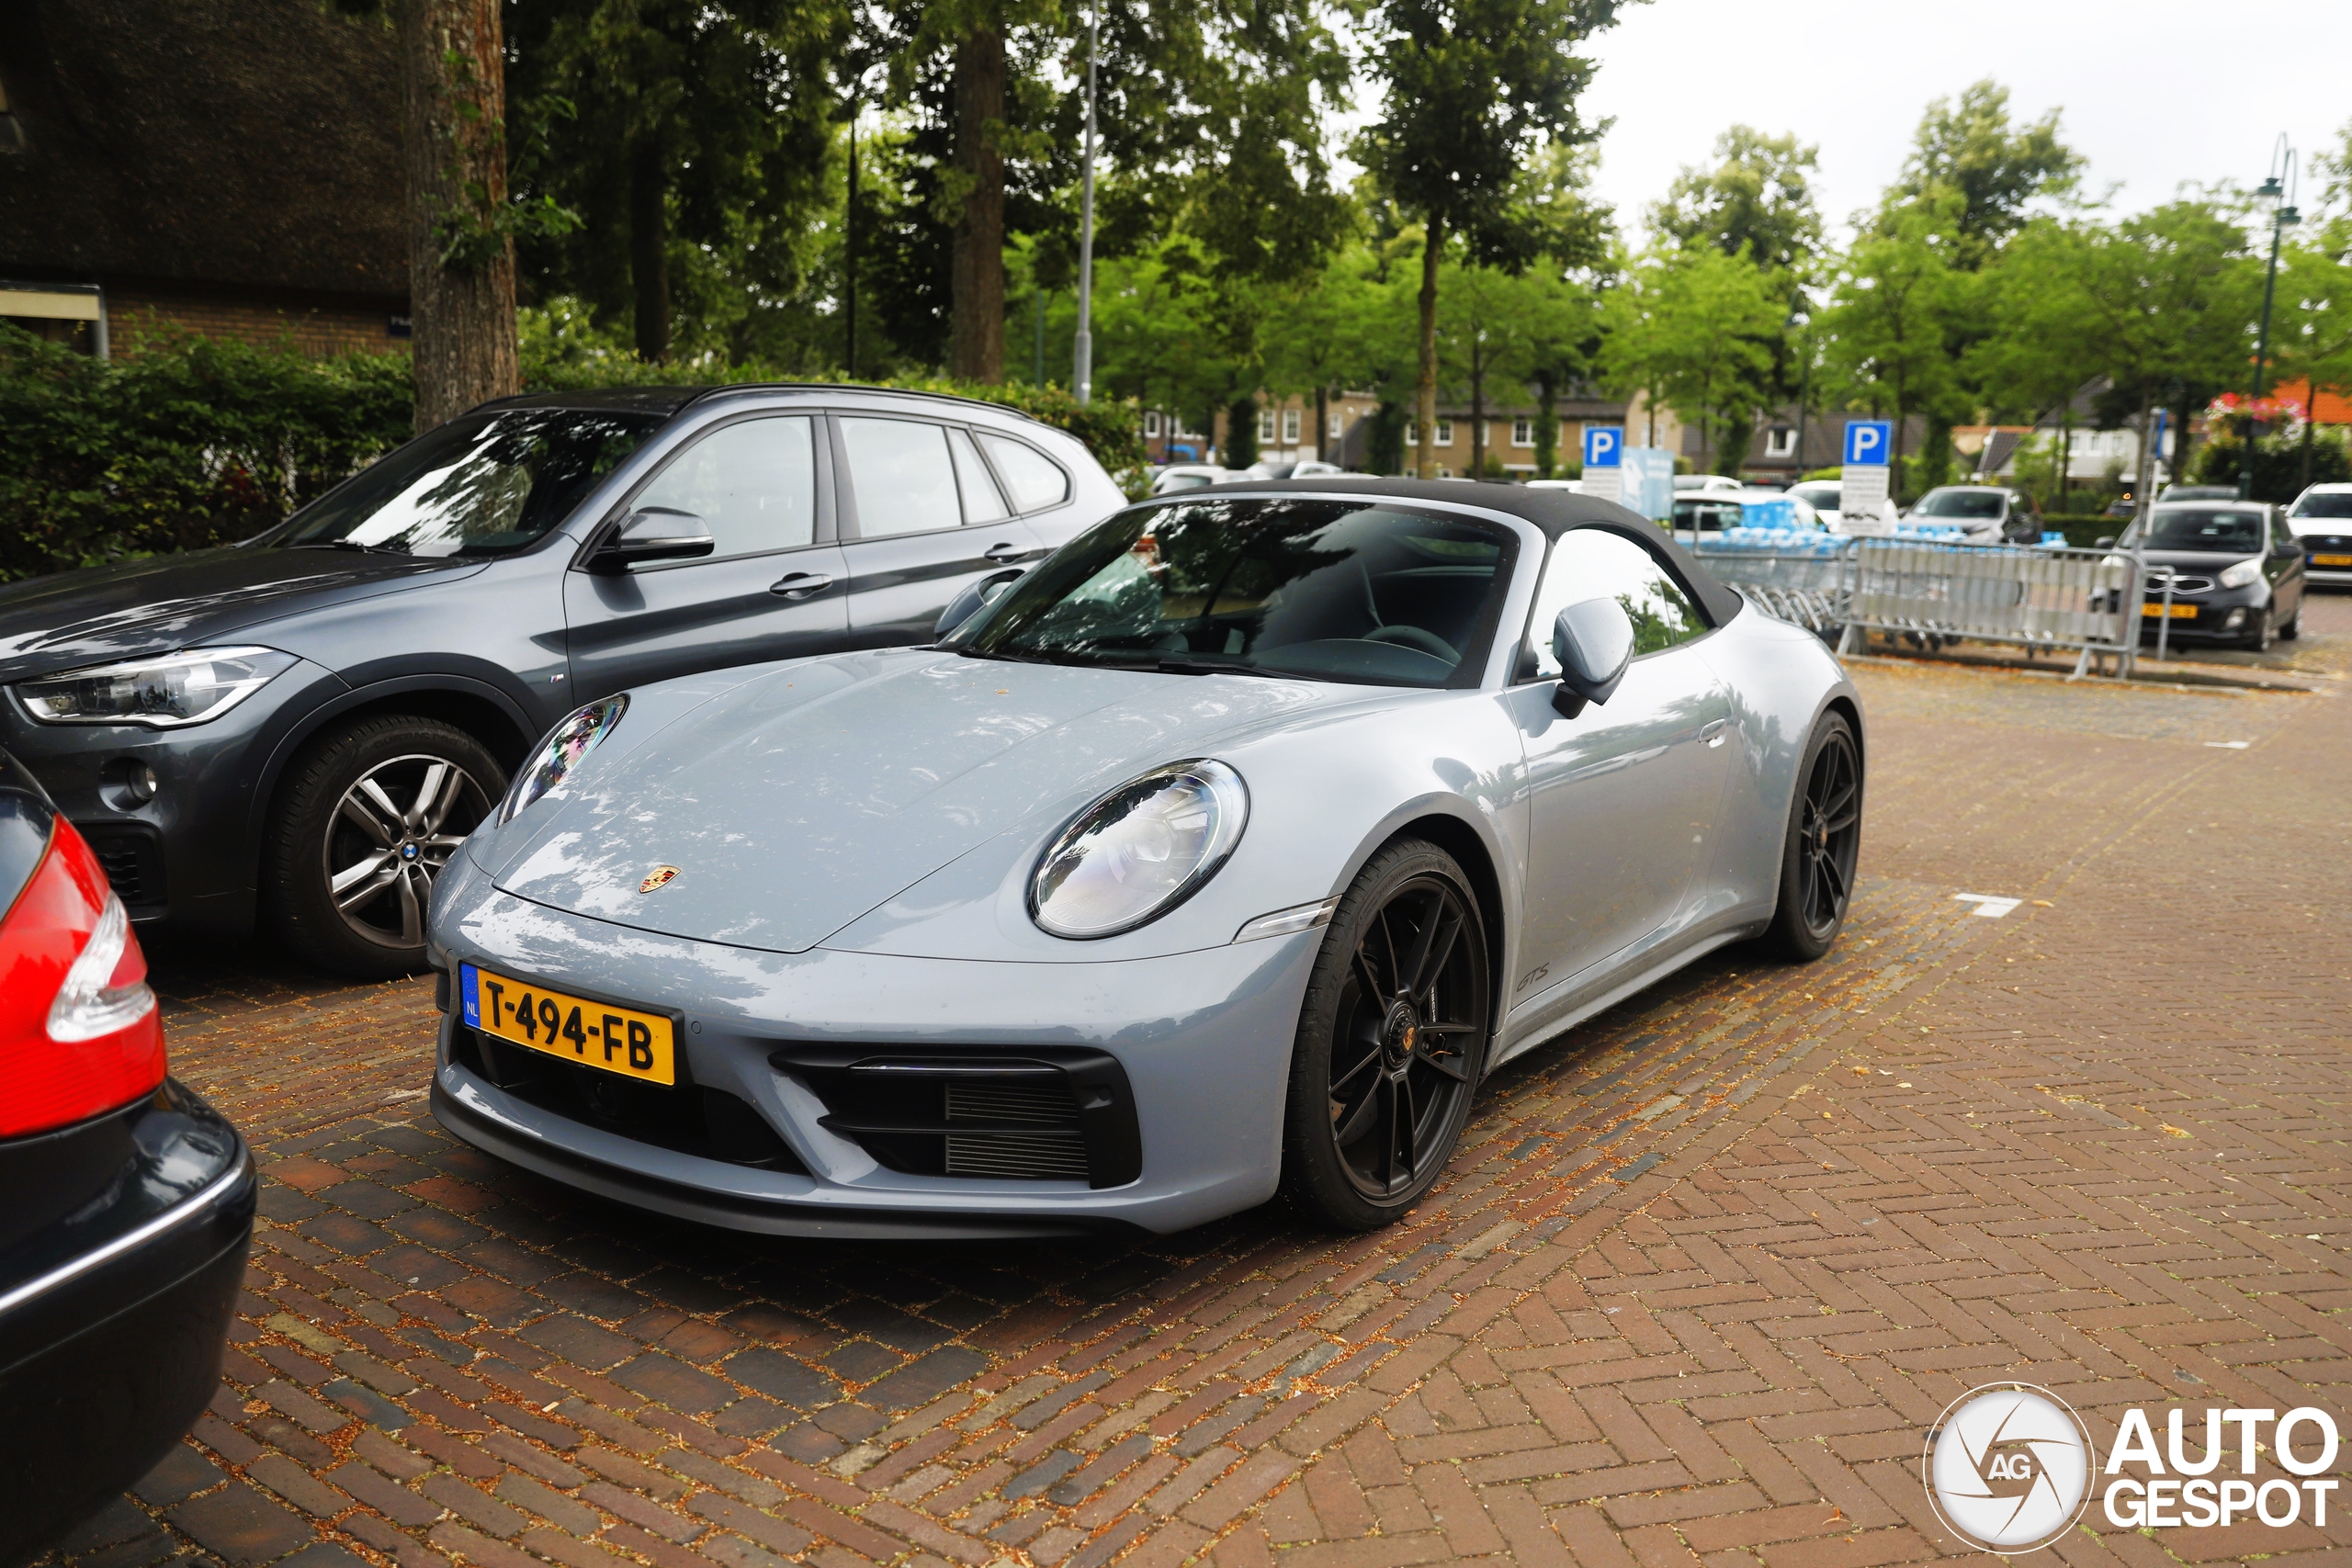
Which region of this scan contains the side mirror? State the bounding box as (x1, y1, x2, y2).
(934, 568, 1023, 639)
(1550, 597, 1634, 717)
(2094, 535, 2116, 548)
(590, 508, 715, 572)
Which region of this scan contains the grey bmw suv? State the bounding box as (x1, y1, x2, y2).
(0, 384, 1123, 976)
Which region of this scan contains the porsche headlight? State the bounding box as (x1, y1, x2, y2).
(1030, 760, 1248, 939)
(16, 647, 296, 728)
(2217, 558, 2261, 590)
(501, 695, 628, 824)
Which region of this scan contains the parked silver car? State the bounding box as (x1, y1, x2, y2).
(426, 480, 1863, 1235)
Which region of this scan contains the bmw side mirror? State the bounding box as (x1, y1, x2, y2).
(934, 568, 1024, 639)
(1550, 596, 1634, 717)
(591, 508, 716, 572)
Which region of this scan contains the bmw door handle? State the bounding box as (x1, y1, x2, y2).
(983, 542, 1028, 565)
(1701, 718, 1728, 748)
(770, 571, 834, 600)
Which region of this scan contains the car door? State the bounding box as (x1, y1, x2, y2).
(563, 412, 848, 702)
(2267, 506, 2306, 624)
(1505, 527, 1733, 1015)
(832, 415, 1046, 648)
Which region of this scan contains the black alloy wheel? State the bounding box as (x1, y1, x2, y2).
(1282, 840, 1490, 1229)
(1766, 713, 1862, 961)
(266, 715, 506, 978)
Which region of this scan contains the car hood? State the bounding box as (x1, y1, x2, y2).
(0, 546, 480, 682)
(485, 649, 1351, 954)
(2133, 548, 2263, 573)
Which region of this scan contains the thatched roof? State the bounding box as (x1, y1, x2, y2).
(0, 0, 406, 300)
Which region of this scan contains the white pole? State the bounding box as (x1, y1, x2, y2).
(1072, 0, 1099, 406)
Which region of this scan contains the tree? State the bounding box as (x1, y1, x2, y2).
(1356, 0, 1624, 479)
(1886, 79, 2080, 269)
(1651, 126, 1823, 278)
(1817, 200, 1970, 495)
(509, 0, 843, 365)
(1599, 243, 1779, 469)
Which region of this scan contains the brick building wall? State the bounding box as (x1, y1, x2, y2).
(107, 287, 409, 359)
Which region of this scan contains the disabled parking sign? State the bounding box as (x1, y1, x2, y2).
(1582, 425, 1623, 469)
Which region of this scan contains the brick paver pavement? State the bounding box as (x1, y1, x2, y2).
(41, 595, 2352, 1568)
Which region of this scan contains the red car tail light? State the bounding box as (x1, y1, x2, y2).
(0, 818, 164, 1137)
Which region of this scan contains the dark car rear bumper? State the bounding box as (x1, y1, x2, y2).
(0, 1081, 255, 1568)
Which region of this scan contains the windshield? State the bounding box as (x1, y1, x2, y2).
(2291, 493, 2352, 520)
(276, 408, 662, 557)
(1912, 489, 2006, 519)
(956, 498, 1516, 688)
(2135, 507, 2267, 553)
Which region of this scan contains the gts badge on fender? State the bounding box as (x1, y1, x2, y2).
(639, 864, 681, 893)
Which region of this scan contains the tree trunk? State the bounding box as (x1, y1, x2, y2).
(1534, 371, 1556, 479)
(1469, 351, 1486, 480)
(948, 28, 1007, 382)
(1416, 217, 1444, 479)
(629, 139, 670, 361)
(1315, 386, 1328, 462)
(394, 0, 518, 433)
(2132, 389, 2156, 521)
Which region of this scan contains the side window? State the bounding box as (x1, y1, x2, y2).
(978, 433, 1070, 513)
(631, 415, 815, 558)
(948, 428, 1009, 523)
(1524, 527, 1709, 676)
(841, 418, 961, 538)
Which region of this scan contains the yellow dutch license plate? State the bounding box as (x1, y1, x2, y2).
(460, 964, 676, 1085)
(2143, 603, 2198, 618)
(2313, 553, 2352, 566)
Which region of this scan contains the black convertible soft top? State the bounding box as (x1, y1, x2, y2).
(1168, 477, 1746, 628)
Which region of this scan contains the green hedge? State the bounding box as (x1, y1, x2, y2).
(0, 325, 1147, 584)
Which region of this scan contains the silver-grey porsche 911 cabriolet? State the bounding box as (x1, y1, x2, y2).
(426, 479, 1862, 1236)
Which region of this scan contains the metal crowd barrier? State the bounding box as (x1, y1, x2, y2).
(1691, 536, 2146, 680)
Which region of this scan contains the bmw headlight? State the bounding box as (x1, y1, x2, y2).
(501, 695, 628, 824)
(1030, 760, 1249, 939)
(2218, 558, 2261, 590)
(16, 646, 297, 728)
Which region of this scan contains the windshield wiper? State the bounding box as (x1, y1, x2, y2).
(287, 537, 410, 557)
(1154, 655, 1294, 679)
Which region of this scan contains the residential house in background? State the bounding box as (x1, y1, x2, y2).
(1142, 387, 1633, 476)
(0, 0, 409, 359)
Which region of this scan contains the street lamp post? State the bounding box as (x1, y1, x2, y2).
(2240, 135, 2300, 500)
(1788, 310, 1811, 479)
(1070, 0, 1100, 407)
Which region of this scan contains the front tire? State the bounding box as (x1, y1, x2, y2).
(1764, 713, 1862, 962)
(265, 716, 504, 978)
(1280, 840, 1491, 1230)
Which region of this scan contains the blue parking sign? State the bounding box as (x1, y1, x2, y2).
(1843, 420, 1893, 467)
(1582, 425, 1623, 468)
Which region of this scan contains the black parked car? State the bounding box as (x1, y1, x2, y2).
(0, 751, 254, 1565)
(0, 385, 1124, 976)
(2113, 501, 2307, 650)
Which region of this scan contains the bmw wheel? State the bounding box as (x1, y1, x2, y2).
(1765, 712, 1862, 961)
(1281, 840, 1491, 1230)
(266, 715, 504, 977)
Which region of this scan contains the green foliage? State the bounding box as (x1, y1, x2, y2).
(1885, 79, 2080, 268)
(1599, 243, 1781, 468)
(0, 325, 411, 582)
(1650, 126, 1824, 279)
(0, 323, 1144, 583)
(2189, 426, 2352, 502)
(1817, 198, 1972, 487)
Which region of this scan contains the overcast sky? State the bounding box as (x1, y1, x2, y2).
(1577, 0, 2348, 244)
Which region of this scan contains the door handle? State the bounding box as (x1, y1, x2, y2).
(769, 571, 834, 600)
(983, 542, 1028, 565)
(1701, 717, 1728, 748)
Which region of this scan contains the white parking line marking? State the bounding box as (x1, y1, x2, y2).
(2205, 740, 2251, 750)
(1954, 893, 2021, 918)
